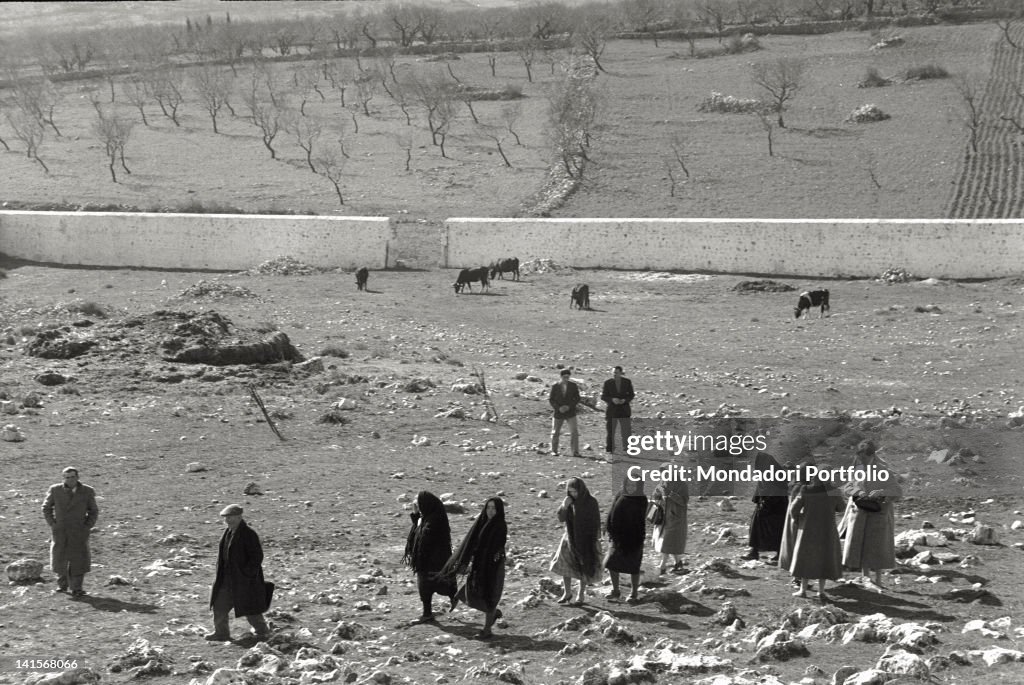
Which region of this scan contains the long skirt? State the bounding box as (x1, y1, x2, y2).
(604, 543, 643, 575)
(549, 533, 603, 584)
(457, 564, 504, 614)
(841, 498, 897, 571)
(748, 496, 788, 553)
(652, 499, 687, 555)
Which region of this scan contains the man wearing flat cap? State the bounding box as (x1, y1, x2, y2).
(206, 504, 271, 642)
(43, 467, 99, 597)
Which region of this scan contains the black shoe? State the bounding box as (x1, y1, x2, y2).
(204, 633, 231, 641)
(410, 614, 437, 625)
(475, 630, 493, 639)
(741, 550, 759, 561)
(53, 587, 68, 594)
(70, 590, 87, 597)
(449, 595, 459, 612)
(494, 609, 503, 620)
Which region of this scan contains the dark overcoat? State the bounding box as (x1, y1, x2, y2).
(601, 377, 635, 418)
(210, 520, 268, 617)
(549, 381, 581, 419)
(43, 483, 99, 576)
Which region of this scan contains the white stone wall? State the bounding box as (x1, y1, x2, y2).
(444, 218, 1024, 279)
(0, 211, 393, 270)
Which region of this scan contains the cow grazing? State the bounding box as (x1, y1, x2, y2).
(454, 267, 490, 294)
(794, 289, 830, 318)
(355, 267, 369, 291)
(571, 284, 590, 310)
(490, 257, 520, 281)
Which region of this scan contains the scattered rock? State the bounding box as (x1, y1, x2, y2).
(243, 482, 264, 496)
(1, 424, 25, 442)
(5, 558, 43, 582)
(969, 525, 999, 545)
(35, 371, 70, 386)
(186, 462, 207, 473)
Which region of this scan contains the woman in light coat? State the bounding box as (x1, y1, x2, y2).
(651, 467, 688, 574)
(840, 441, 902, 589)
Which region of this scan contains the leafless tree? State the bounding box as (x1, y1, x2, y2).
(315, 142, 347, 206)
(354, 68, 379, 116)
(287, 112, 323, 173)
(12, 77, 62, 137)
(619, 0, 665, 46)
(6, 110, 48, 172)
(663, 133, 690, 194)
(251, 101, 282, 159)
(547, 68, 599, 177)
(121, 73, 152, 126)
(954, 74, 984, 154)
(750, 57, 804, 127)
(516, 39, 539, 82)
(394, 128, 414, 171)
(382, 2, 424, 47)
(697, 0, 729, 41)
(293, 63, 325, 116)
(501, 102, 523, 145)
(755, 112, 775, 156)
(480, 122, 513, 167)
(573, 15, 616, 73)
(192, 65, 232, 133)
(390, 81, 414, 126)
(152, 66, 185, 126)
(92, 109, 134, 182)
(409, 70, 456, 148)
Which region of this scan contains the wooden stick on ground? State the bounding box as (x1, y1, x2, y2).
(249, 384, 285, 441)
(475, 367, 499, 422)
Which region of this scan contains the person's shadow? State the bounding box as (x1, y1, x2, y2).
(73, 594, 159, 613)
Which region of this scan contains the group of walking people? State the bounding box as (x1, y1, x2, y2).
(744, 439, 903, 602)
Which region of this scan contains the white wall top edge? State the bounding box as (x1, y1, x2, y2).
(444, 218, 1024, 225)
(0, 210, 388, 221)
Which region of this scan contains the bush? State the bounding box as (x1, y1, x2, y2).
(66, 301, 107, 318)
(724, 33, 761, 55)
(253, 321, 279, 334)
(698, 91, 772, 115)
(858, 67, 891, 88)
(320, 344, 350, 359)
(903, 64, 949, 81)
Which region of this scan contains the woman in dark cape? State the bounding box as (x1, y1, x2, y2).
(439, 497, 507, 639)
(743, 451, 790, 563)
(549, 477, 602, 605)
(604, 478, 647, 603)
(403, 491, 457, 624)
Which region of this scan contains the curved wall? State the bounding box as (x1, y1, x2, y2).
(444, 218, 1024, 279)
(0, 211, 392, 270)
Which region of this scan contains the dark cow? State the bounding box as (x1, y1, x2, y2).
(570, 284, 590, 310)
(355, 267, 369, 291)
(489, 257, 520, 281)
(794, 289, 830, 318)
(454, 267, 490, 294)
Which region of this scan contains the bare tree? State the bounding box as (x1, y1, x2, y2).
(620, 0, 665, 46)
(755, 111, 775, 156)
(954, 74, 983, 154)
(192, 65, 232, 133)
(394, 128, 413, 171)
(152, 66, 185, 126)
(354, 68, 379, 116)
(314, 142, 347, 205)
(287, 112, 323, 172)
(121, 73, 152, 126)
(573, 15, 615, 73)
(92, 109, 134, 182)
(750, 58, 804, 128)
(516, 39, 539, 83)
(251, 101, 282, 159)
(501, 101, 523, 145)
(664, 133, 690, 194)
(12, 77, 62, 136)
(6, 110, 48, 172)
(547, 67, 599, 177)
(382, 2, 424, 47)
(697, 0, 729, 41)
(409, 71, 457, 148)
(293, 63, 325, 116)
(480, 122, 513, 167)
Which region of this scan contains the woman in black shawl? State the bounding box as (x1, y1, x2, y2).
(604, 477, 647, 603)
(403, 491, 457, 624)
(742, 450, 790, 563)
(439, 497, 507, 639)
(549, 477, 602, 605)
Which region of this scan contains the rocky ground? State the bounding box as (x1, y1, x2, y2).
(1, 258, 1023, 685)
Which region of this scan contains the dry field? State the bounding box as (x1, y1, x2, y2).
(1, 264, 1023, 684)
(1, 21, 1020, 233)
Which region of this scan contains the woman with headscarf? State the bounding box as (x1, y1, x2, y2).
(840, 440, 902, 589)
(439, 497, 507, 639)
(651, 467, 689, 574)
(604, 477, 648, 603)
(403, 491, 457, 624)
(549, 477, 602, 605)
(784, 461, 844, 602)
(742, 450, 789, 563)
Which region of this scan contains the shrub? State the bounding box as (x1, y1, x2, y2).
(903, 64, 949, 81)
(253, 321, 279, 334)
(846, 104, 891, 123)
(724, 33, 761, 55)
(320, 344, 350, 359)
(858, 67, 891, 88)
(66, 301, 108, 318)
(698, 91, 771, 114)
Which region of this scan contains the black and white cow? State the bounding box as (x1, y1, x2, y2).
(794, 289, 830, 318)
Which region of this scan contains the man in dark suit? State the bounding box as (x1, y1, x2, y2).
(548, 368, 581, 457)
(207, 504, 271, 642)
(42, 467, 99, 597)
(601, 366, 635, 454)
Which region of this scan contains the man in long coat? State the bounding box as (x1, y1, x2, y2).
(549, 368, 582, 457)
(207, 504, 271, 642)
(42, 467, 99, 597)
(600, 365, 635, 454)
